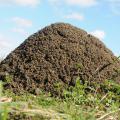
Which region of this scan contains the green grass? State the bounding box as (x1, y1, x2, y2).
(0, 77, 120, 120)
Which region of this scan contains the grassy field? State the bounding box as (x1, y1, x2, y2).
(0, 76, 120, 120)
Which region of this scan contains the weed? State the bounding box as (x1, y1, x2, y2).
(1, 76, 120, 119)
(0, 82, 9, 120)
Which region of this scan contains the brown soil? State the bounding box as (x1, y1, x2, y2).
(0, 23, 120, 95)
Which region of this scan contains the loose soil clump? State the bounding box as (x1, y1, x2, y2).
(0, 23, 120, 95)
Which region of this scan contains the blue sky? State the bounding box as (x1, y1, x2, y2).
(0, 0, 120, 57)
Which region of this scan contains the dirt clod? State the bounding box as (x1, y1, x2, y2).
(0, 23, 120, 95)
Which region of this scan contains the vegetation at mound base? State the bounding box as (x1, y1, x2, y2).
(1, 76, 120, 120)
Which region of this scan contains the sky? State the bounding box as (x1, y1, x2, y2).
(0, 0, 120, 58)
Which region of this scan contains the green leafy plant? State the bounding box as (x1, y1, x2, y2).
(0, 81, 9, 120)
(1, 71, 120, 119)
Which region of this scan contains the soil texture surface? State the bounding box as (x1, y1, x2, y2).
(0, 23, 120, 94)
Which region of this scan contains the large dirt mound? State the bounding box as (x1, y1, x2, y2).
(0, 23, 120, 94)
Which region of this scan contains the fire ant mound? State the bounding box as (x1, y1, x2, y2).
(0, 23, 120, 95)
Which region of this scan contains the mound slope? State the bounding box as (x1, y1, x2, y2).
(0, 23, 120, 94)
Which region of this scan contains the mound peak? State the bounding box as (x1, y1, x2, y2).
(0, 23, 120, 95)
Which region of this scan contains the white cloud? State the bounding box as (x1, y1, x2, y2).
(0, 34, 12, 57)
(0, 40, 10, 48)
(107, 0, 120, 15)
(108, 0, 120, 3)
(0, 34, 11, 48)
(65, 0, 97, 7)
(49, 0, 98, 7)
(0, 33, 20, 57)
(48, 0, 60, 5)
(65, 12, 84, 21)
(12, 17, 33, 28)
(90, 30, 105, 40)
(14, 0, 39, 6)
(0, 0, 40, 7)
(12, 28, 26, 35)
(11, 17, 33, 36)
